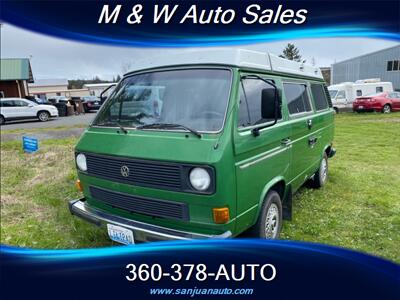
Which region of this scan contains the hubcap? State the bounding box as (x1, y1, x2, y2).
(265, 203, 279, 238)
(383, 105, 390, 113)
(321, 158, 328, 182)
(40, 112, 48, 121)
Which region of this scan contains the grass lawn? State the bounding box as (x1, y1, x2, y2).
(1, 113, 399, 262)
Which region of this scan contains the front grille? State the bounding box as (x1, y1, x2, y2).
(90, 186, 189, 221)
(85, 153, 182, 190)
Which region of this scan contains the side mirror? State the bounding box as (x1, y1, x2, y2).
(261, 88, 281, 120)
(28, 104, 34, 107)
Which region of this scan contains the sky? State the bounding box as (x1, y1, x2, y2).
(1, 23, 399, 80)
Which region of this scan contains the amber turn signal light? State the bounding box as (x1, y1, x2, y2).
(213, 207, 230, 224)
(75, 179, 83, 192)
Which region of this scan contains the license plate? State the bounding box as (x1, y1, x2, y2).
(107, 224, 134, 245)
(359, 106, 364, 109)
(94, 102, 99, 105)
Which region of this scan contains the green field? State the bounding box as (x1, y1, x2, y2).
(1, 113, 399, 262)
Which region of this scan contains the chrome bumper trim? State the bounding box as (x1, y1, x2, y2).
(68, 198, 232, 242)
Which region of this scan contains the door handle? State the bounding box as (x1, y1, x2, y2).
(281, 138, 291, 146)
(308, 137, 318, 146)
(307, 119, 313, 129)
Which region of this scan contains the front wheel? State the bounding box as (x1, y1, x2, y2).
(38, 111, 50, 122)
(382, 104, 391, 113)
(250, 190, 282, 239)
(313, 153, 328, 188)
(0, 115, 5, 125)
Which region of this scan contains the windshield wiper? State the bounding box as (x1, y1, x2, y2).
(137, 123, 202, 138)
(94, 121, 128, 134)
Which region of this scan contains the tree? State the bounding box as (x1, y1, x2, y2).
(279, 43, 303, 62)
(121, 61, 133, 74)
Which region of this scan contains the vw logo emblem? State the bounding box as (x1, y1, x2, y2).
(120, 165, 130, 177)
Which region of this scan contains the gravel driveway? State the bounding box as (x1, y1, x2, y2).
(1, 113, 96, 130)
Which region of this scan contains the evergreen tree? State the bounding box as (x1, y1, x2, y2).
(279, 43, 303, 62)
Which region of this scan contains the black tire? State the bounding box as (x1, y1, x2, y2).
(313, 153, 328, 188)
(37, 111, 50, 122)
(250, 190, 282, 239)
(382, 104, 391, 114)
(333, 107, 339, 114)
(0, 115, 5, 125)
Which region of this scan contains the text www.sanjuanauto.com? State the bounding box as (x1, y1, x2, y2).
(149, 287, 254, 297)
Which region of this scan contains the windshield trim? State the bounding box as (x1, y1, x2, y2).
(91, 66, 233, 134)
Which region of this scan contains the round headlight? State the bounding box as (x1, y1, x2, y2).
(76, 153, 87, 171)
(189, 168, 211, 191)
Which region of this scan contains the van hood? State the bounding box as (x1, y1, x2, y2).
(75, 127, 223, 164)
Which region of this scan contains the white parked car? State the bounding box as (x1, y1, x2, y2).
(0, 98, 59, 125)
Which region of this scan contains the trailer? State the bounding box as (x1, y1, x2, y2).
(328, 79, 393, 112)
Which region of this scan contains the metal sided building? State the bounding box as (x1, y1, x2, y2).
(331, 45, 400, 91)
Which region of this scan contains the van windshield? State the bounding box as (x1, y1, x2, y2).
(93, 69, 231, 132)
(328, 90, 338, 99)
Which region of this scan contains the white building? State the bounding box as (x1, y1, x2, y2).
(84, 83, 116, 97)
(29, 79, 89, 99)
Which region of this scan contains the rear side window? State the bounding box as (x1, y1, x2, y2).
(356, 90, 362, 96)
(376, 86, 383, 93)
(238, 78, 279, 128)
(0, 101, 15, 107)
(311, 84, 329, 111)
(283, 83, 312, 115)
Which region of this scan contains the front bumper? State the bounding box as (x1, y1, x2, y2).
(85, 104, 101, 110)
(69, 198, 232, 242)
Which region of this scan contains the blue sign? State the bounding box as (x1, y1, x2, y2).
(22, 136, 39, 153)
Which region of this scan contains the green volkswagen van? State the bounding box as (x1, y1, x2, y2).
(69, 49, 335, 244)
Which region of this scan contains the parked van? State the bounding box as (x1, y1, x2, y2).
(328, 79, 393, 113)
(69, 49, 336, 244)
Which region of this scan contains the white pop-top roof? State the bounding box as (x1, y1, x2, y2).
(126, 49, 323, 79)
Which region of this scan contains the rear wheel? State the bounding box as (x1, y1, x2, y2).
(38, 111, 50, 122)
(0, 115, 5, 125)
(382, 104, 391, 113)
(313, 153, 328, 188)
(250, 190, 282, 239)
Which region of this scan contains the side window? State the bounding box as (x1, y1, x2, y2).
(336, 90, 346, 99)
(1, 101, 15, 107)
(356, 90, 362, 96)
(14, 100, 29, 107)
(376, 86, 383, 93)
(311, 84, 329, 111)
(238, 78, 279, 128)
(284, 83, 312, 115)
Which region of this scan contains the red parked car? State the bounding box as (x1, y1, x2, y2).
(353, 92, 400, 113)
